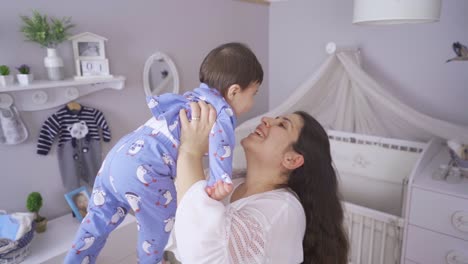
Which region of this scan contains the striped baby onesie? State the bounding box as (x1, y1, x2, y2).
(37, 105, 111, 190)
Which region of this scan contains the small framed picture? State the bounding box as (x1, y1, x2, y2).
(70, 32, 113, 79)
(78, 41, 101, 58)
(70, 32, 106, 60)
(64, 186, 91, 222)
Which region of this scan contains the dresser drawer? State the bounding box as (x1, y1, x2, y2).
(405, 225, 468, 264)
(409, 187, 468, 241)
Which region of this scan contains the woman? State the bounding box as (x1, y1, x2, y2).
(170, 101, 348, 263)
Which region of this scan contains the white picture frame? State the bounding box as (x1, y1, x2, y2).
(70, 32, 111, 79)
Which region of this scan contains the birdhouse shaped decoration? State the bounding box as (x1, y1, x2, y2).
(70, 32, 112, 79)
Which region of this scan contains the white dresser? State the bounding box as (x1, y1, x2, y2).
(22, 213, 137, 264)
(402, 140, 468, 264)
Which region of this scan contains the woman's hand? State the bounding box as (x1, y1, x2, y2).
(179, 101, 217, 157)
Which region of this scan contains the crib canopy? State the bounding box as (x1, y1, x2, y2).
(235, 51, 468, 145)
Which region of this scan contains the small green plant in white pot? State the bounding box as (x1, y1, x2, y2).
(20, 10, 74, 81)
(0, 65, 14, 87)
(16, 64, 33, 86)
(26, 192, 47, 233)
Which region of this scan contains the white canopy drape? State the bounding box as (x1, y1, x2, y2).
(235, 51, 468, 145)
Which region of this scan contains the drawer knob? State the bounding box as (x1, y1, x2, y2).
(452, 211, 468, 233)
(446, 251, 468, 264)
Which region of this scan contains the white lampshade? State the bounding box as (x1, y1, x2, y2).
(353, 0, 442, 25)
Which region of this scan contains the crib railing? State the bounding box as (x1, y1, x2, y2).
(343, 202, 404, 264)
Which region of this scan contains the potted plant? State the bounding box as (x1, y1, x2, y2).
(16, 64, 33, 86)
(0, 65, 14, 87)
(26, 192, 47, 233)
(20, 10, 74, 81)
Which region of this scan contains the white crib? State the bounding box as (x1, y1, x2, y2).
(328, 130, 429, 264)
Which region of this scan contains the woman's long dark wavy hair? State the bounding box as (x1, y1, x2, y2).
(286, 111, 349, 264)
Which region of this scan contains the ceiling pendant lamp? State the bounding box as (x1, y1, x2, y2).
(353, 0, 442, 25)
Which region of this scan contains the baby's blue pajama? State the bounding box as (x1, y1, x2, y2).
(65, 84, 236, 264)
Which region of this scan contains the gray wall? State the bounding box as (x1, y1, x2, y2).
(0, 0, 269, 219)
(269, 0, 468, 126)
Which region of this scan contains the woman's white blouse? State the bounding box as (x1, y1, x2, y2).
(168, 178, 306, 264)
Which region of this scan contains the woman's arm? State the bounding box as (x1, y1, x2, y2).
(174, 102, 305, 263)
(176, 101, 216, 203)
(176, 149, 205, 204)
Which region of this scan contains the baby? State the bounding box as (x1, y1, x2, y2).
(73, 192, 89, 219)
(65, 42, 263, 264)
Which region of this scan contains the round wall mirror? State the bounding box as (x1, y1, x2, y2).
(143, 52, 180, 96)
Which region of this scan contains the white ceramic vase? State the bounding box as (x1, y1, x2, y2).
(16, 74, 34, 86)
(0, 75, 14, 87)
(44, 48, 64, 81)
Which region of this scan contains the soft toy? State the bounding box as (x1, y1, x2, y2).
(448, 140, 468, 161)
(434, 140, 468, 181)
(447, 140, 468, 178)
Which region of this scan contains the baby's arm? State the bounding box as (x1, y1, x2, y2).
(206, 112, 235, 199)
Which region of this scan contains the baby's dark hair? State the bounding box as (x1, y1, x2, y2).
(199, 42, 263, 96)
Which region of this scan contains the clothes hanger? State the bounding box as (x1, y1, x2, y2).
(67, 101, 82, 111)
